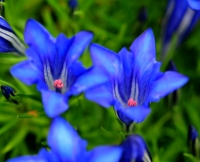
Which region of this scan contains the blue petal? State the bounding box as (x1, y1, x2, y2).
(10, 60, 43, 85)
(39, 148, 59, 162)
(48, 117, 87, 162)
(85, 84, 114, 108)
(90, 43, 121, 77)
(0, 16, 25, 54)
(88, 146, 122, 162)
(149, 71, 188, 102)
(188, 0, 200, 10)
(120, 135, 151, 162)
(70, 67, 109, 95)
(188, 125, 199, 141)
(115, 102, 151, 123)
(129, 28, 156, 78)
(6, 155, 46, 162)
(24, 19, 55, 64)
(66, 31, 93, 67)
(41, 90, 69, 118)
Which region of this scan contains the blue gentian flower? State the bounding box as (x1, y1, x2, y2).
(10, 19, 93, 117)
(120, 135, 152, 162)
(68, 0, 78, 9)
(161, 0, 200, 60)
(188, 0, 200, 10)
(188, 125, 200, 157)
(0, 85, 18, 104)
(72, 29, 188, 125)
(7, 117, 122, 162)
(0, 16, 25, 54)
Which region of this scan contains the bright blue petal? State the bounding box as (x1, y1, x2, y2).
(115, 102, 151, 124)
(0, 16, 12, 29)
(48, 117, 87, 162)
(149, 71, 188, 102)
(88, 146, 122, 162)
(66, 31, 93, 67)
(54, 33, 74, 78)
(24, 19, 55, 64)
(39, 149, 59, 162)
(129, 28, 156, 79)
(188, 125, 199, 141)
(70, 67, 109, 95)
(85, 84, 114, 108)
(188, 0, 200, 10)
(41, 90, 68, 118)
(90, 43, 121, 77)
(6, 155, 46, 162)
(10, 60, 43, 85)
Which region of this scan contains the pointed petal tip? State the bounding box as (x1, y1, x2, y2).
(41, 90, 69, 118)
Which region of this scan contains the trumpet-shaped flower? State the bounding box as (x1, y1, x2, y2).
(7, 117, 122, 162)
(73, 29, 188, 125)
(11, 19, 93, 117)
(0, 16, 25, 54)
(161, 0, 200, 60)
(120, 135, 152, 162)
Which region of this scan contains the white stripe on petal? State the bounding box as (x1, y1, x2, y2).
(60, 63, 68, 94)
(44, 61, 55, 90)
(0, 27, 26, 54)
(176, 7, 195, 38)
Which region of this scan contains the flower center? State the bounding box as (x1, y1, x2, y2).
(53, 79, 64, 89)
(127, 98, 137, 107)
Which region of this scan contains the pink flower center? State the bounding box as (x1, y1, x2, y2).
(127, 98, 137, 107)
(53, 79, 64, 89)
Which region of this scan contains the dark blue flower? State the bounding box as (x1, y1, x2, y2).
(120, 135, 152, 162)
(0, 85, 18, 104)
(161, 0, 200, 60)
(0, 16, 25, 54)
(7, 117, 122, 162)
(10, 19, 93, 117)
(188, 0, 200, 10)
(188, 125, 200, 157)
(68, 0, 78, 9)
(72, 28, 188, 125)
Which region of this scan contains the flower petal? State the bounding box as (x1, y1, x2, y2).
(41, 90, 68, 118)
(188, 0, 200, 10)
(85, 84, 114, 108)
(48, 117, 87, 162)
(129, 28, 156, 78)
(66, 31, 93, 67)
(149, 71, 188, 102)
(88, 146, 122, 162)
(90, 43, 121, 77)
(115, 102, 151, 124)
(10, 60, 43, 85)
(120, 135, 152, 162)
(70, 67, 109, 95)
(24, 19, 55, 62)
(6, 155, 46, 162)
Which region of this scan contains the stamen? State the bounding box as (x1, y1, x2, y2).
(53, 79, 64, 89)
(127, 98, 137, 107)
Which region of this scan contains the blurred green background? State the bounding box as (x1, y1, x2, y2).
(0, 0, 200, 161)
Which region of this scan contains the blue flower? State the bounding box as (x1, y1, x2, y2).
(0, 16, 25, 54)
(161, 0, 200, 60)
(10, 19, 93, 117)
(7, 117, 122, 162)
(0, 85, 18, 104)
(68, 0, 78, 9)
(73, 29, 188, 125)
(188, 125, 200, 157)
(120, 135, 152, 162)
(188, 0, 200, 10)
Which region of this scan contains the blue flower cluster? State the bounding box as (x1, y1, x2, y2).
(2, 0, 200, 161)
